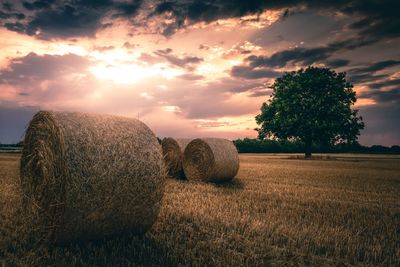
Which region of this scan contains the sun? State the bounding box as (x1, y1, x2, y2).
(89, 63, 153, 84)
(88, 49, 184, 84)
(90, 62, 185, 84)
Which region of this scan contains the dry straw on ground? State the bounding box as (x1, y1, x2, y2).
(161, 138, 191, 178)
(20, 111, 166, 244)
(183, 138, 239, 182)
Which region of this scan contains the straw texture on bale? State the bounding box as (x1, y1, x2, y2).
(161, 138, 191, 178)
(182, 138, 239, 182)
(20, 111, 166, 244)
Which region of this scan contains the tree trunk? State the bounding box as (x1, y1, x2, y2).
(305, 139, 312, 158)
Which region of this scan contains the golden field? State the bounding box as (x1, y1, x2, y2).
(1, 153, 399, 266)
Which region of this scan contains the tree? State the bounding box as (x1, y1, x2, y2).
(255, 66, 364, 157)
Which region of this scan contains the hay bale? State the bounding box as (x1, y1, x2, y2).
(20, 111, 165, 244)
(182, 138, 239, 182)
(161, 138, 191, 178)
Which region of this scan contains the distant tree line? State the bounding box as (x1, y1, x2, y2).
(233, 138, 400, 154)
(0, 141, 23, 152)
(0, 141, 23, 147)
(1, 139, 399, 154)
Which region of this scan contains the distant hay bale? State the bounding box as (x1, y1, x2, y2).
(161, 138, 191, 178)
(182, 138, 239, 182)
(20, 111, 166, 244)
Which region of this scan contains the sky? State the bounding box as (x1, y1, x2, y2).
(0, 0, 399, 145)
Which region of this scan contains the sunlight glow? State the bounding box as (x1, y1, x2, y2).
(163, 105, 181, 113)
(355, 98, 376, 107)
(89, 63, 184, 84)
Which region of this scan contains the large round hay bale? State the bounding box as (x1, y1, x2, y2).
(20, 111, 166, 244)
(161, 138, 191, 178)
(182, 138, 239, 182)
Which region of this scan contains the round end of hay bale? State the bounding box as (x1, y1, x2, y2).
(183, 138, 239, 183)
(182, 139, 216, 182)
(161, 137, 182, 177)
(20, 111, 66, 243)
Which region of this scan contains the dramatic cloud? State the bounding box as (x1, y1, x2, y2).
(0, 52, 96, 106)
(346, 60, 400, 85)
(244, 38, 375, 69)
(230, 65, 281, 79)
(246, 47, 331, 68)
(360, 89, 400, 104)
(0, 52, 91, 87)
(228, 39, 370, 81)
(325, 59, 350, 68)
(0, 0, 143, 39)
(368, 78, 400, 90)
(346, 0, 400, 39)
(1, 0, 398, 39)
(347, 73, 389, 84)
(0, 0, 399, 145)
(154, 48, 203, 69)
(350, 60, 400, 75)
(150, 0, 400, 38)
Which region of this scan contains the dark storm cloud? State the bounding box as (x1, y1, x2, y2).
(149, 0, 271, 28)
(0, 10, 25, 19)
(325, 59, 350, 68)
(113, 1, 142, 17)
(230, 35, 399, 82)
(245, 38, 375, 69)
(4, 21, 25, 32)
(350, 60, 400, 75)
(346, 0, 400, 39)
(360, 89, 400, 104)
(230, 65, 281, 80)
(2, 2, 13, 11)
(347, 73, 389, 84)
(0, 0, 143, 39)
(22, 0, 56, 10)
(368, 78, 400, 90)
(346, 60, 400, 85)
(229, 37, 377, 81)
(1, 0, 398, 39)
(246, 47, 331, 68)
(150, 0, 400, 38)
(24, 4, 111, 38)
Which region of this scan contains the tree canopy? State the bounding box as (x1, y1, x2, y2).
(255, 66, 364, 157)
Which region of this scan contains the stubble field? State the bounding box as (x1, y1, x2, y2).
(1, 153, 399, 266)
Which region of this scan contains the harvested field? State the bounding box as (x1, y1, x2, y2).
(1, 153, 399, 266)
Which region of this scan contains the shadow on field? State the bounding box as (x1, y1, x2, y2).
(212, 178, 244, 190)
(1, 232, 178, 266)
